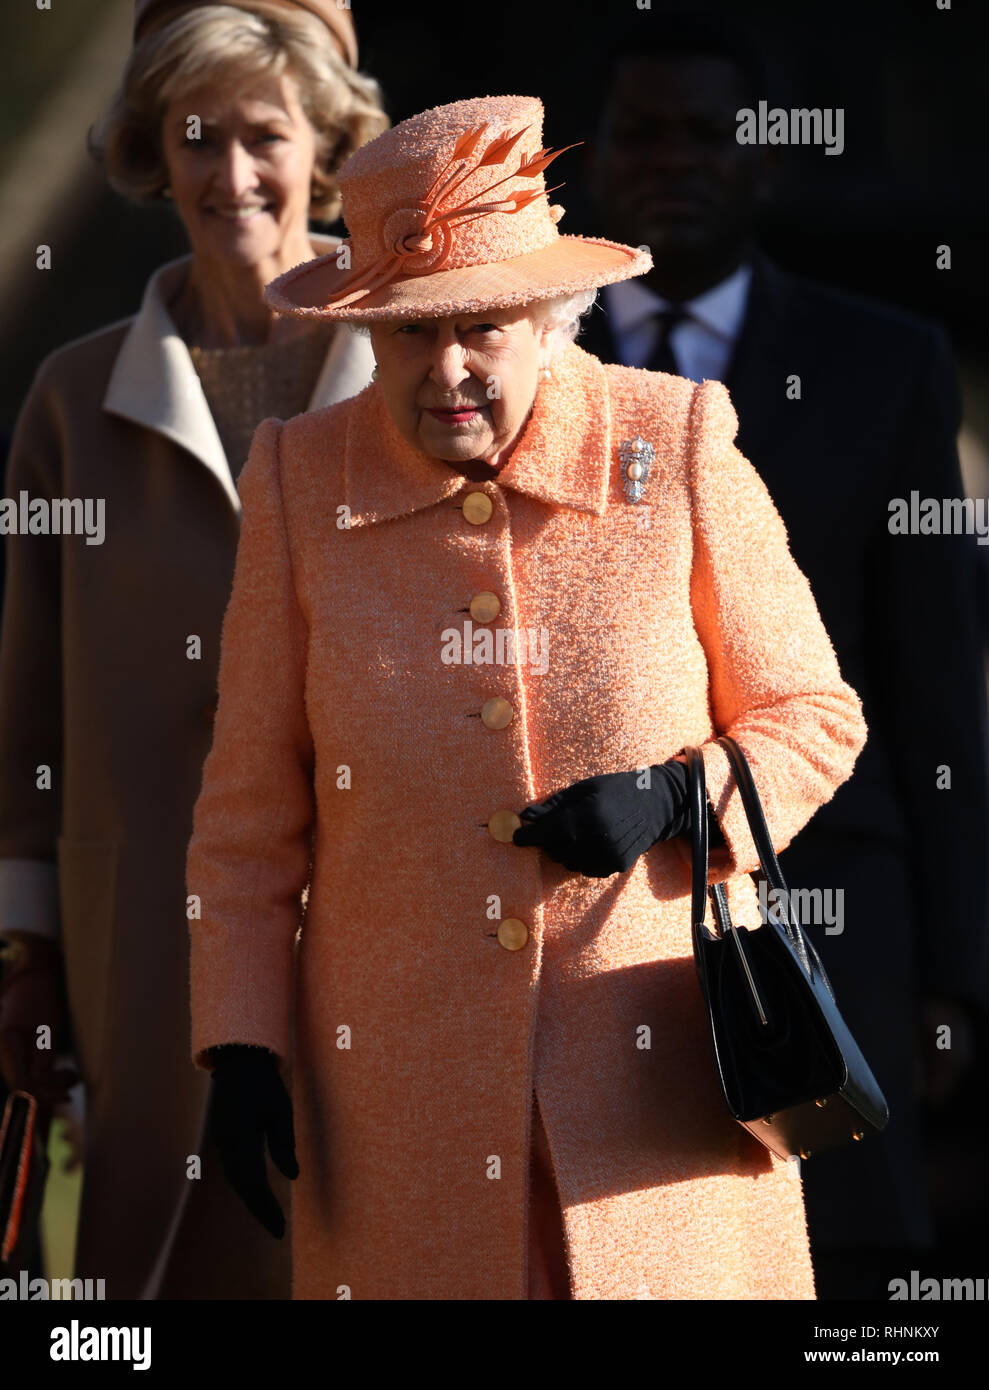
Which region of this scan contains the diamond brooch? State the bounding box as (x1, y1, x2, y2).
(619, 436, 655, 504)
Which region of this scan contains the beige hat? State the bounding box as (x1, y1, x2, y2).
(133, 0, 359, 68)
(264, 94, 653, 322)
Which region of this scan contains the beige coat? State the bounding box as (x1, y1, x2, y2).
(188, 343, 868, 1299)
(0, 239, 374, 1298)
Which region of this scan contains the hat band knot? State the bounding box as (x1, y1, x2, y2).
(383, 207, 452, 273)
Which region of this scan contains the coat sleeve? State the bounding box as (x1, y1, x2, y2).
(0, 363, 65, 941)
(187, 416, 315, 1071)
(675, 377, 869, 880)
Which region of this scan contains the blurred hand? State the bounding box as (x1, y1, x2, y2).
(53, 1085, 86, 1173)
(0, 934, 79, 1107)
(209, 1043, 298, 1238)
(919, 996, 977, 1107)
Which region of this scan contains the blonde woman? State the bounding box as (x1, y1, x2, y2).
(0, 0, 386, 1300)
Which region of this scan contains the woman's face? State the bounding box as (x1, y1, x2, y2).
(368, 308, 554, 466)
(160, 70, 317, 267)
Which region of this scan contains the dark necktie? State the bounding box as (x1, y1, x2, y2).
(645, 305, 688, 376)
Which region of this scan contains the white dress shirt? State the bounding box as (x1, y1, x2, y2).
(601, 261, 754, 382)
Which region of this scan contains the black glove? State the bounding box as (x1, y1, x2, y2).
(209, 1043, 298, 1238)
(512, 759, 691, 878)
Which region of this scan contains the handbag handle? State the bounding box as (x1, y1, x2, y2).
(714, 737, 791, 922)
(684, 744, 709, 932)
(715, 735, 823, 981)
(683, 738, 817, 982)
(684, 744, 770, 1023)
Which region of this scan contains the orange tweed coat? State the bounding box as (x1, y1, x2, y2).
(187, 340, 868, 1300)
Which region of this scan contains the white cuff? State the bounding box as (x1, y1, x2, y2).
(0, 858, 60, 940)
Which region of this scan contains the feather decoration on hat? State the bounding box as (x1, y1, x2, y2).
(321, 123, 581, 308)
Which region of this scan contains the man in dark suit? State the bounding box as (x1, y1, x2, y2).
(581, 20, 989, 1298)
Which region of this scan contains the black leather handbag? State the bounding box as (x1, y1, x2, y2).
(683, 735, 889, 1161)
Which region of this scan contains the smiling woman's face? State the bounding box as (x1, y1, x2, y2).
(160, 71, 316, 267)
(368, 308, 553, 466)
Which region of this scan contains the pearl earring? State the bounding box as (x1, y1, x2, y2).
(539, 365, 552, 382)
(371, 365, 379, 381)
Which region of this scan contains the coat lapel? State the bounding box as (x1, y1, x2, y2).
(103, 255, 235, 508)
(103, 237, 374, 516)
(344, 342, 613, 527)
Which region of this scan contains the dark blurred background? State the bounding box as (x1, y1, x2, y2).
(2, 0, 988, 1288)
(3, 0, 989, 426)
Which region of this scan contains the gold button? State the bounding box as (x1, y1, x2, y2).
(488, 809, 521, 842)
(469, 591, 501, 623)
(497, 917, 528, 951)
(481, 696, 514, 730)
(462, 491, 493, 524)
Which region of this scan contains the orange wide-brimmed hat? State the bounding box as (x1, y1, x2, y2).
(133, 0, 359, 69)
(264, 94, 653, 322)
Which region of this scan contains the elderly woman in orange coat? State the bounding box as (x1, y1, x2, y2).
(186, 94, 868, 1300)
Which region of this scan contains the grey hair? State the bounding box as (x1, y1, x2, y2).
(534, 288, 599, 360)
(346, 287, 599, 358)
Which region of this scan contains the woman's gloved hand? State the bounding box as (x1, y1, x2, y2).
(512, 759, 691, 878)
(209, 1043, 298, 1239)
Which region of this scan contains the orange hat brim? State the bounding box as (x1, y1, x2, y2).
(265, 236, 653, 322)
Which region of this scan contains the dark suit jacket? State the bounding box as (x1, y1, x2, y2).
(581, 252, 989, 1008)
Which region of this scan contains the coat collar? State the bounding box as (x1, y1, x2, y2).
(102, 237, 375, 515)
(343, 340, 612, 527)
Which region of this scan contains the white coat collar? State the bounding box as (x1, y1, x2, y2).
(102, 236, 375, 515)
